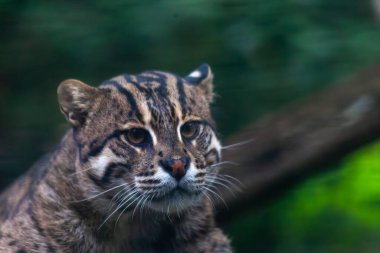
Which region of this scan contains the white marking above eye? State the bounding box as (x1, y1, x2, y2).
(146, 125, 157, 146)
(177, 120, 184, 143)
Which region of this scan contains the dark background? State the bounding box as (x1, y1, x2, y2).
(1, 0, 380, 252)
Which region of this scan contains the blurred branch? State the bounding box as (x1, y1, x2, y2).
(217, 62, 380, 222)
(372, 0, 380, 21)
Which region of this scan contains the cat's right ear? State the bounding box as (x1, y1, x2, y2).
(185, 63, 214, 103)
(57, 79, 98, 127)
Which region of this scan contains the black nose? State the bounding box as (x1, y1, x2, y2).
(160, 157, 190, 181)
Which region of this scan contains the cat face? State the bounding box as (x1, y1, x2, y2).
(58, 64, 221, 213)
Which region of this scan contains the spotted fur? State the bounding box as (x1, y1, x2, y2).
(0, 64, 232, 253)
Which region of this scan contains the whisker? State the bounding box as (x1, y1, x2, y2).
(202, 190, 215, 210)
(208, 161, 239, 168)
(71, 183, 127, 203)
(207, 174, 243, 192)
(133, 193, 149, 218)
(107, 187, 135, 213)
(113, 187, 130, 203)
(139, 195, 151, 219)
(167, 200, 170, 214)
(219, 174, 245, 188)
(207, 183, 226, 198)
(202, 186, 228, 209)
(222, 138, 255, 150)
(112, 191, 140, 232)
(106, 188, 128, 213)
(116, 188, 137, 207)
(69, 167, 94, 177)
(139, 194, 152, 219)
(98, 190, 139, 231)
(116, 189, 139, 212)
(209, 178, 237, 197)
(114, 192, 142, 228)
(175, 199, 181, 218)
(113, 190, 145, 227)
(208, 173, 245, 189)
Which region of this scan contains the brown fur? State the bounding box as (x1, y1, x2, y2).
(0, 65, 232, 253)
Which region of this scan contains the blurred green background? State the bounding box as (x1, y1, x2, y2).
(1, 0, 380, 252)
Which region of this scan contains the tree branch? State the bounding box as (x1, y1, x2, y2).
(217, 63, 380, 222)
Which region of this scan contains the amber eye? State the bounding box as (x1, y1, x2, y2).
(180, 121, 200, 140)
(125, 128, 150, 146)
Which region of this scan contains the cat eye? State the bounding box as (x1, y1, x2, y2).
(180, 121, 201, 140)
(124, 128, 150, 146)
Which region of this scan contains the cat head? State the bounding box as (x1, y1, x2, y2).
(58, 64, 221, 213)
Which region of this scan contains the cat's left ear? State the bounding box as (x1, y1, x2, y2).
(185, 63, 214, 103)
(57, 79, 100, 127)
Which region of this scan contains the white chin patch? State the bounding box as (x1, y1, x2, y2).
(144, 164, 202, 212)
(147, 193, 200, 213)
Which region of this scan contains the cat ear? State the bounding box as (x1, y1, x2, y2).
(57, 79, 98, 127)
(185, 63, 214, 103)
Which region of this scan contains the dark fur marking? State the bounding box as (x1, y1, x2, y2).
(141, 71, 168, 96)
(126, 72, 176, 127)
(102, 80, 143, 122)
(147, 72, 178, 124)
(85, 129, 124, 161)
(88, 174, 105, 188)
(101, 162, 131, 184)
(8, 240, 17, 246)
(28, 205, 56, 253)
(195, 172, 206, 178)
(33, 243, 39, 250)
(124, 74, 145, 93)
(175, 76, 188, 116)
(139, 186, 159, 191)
(137, 179, 161, 184)
(108, 144, 127, 157)
(136, 171, 155, 177)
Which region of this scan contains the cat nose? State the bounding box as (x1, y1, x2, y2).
(160, 157, 190, 181)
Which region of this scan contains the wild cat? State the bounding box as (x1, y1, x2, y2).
(0, 64, 233, 253)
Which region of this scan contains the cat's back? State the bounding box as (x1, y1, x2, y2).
(0, 155, 54, 252)
(0, 153, 53, 219)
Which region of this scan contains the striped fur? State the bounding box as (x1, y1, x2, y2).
(0, 64, 232, 253)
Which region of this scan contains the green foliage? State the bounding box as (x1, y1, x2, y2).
(1, 0, 380, 252)
(226, 141, 380, 253)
